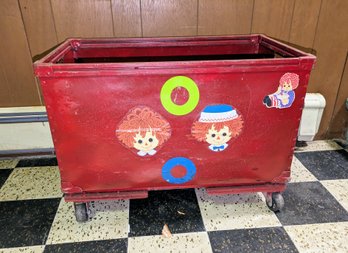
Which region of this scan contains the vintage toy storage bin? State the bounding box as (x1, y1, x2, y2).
(34, 35, 316, 222)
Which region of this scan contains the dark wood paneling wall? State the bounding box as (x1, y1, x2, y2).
(0, 0, 41, 106)
(51, 0, 114, 41)
(198, 0, 253, 35)
(19, 0, 58, 57)
(111, 0, 142, 37)
(288, 0, 321, 50)
(328, 54, 348, 137)
(308, 0, 348, 138)
(141, 0, 197, 36)
(252, 0, 295, 41)
(0, 0, 347, 139)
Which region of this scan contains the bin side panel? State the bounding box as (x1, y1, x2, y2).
(41, 70, 309, 193)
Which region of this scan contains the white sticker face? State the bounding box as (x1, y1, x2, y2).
(191, 104, 244, 152)
(263, 73, 300, 109)
(116, 106, 171, 157)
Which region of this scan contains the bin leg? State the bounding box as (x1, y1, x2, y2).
(264, 192, 284, 212)
(74, 202, 89, 222)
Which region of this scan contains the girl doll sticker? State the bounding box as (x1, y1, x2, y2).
(191, 104, 243, 152)
(116, 107, 171, 157)
(263, 73, 299, 109)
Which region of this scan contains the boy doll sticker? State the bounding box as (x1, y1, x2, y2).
(191, 104, 243, 152)
(116, 107, 171, 157)
(263, 73, 299, 109)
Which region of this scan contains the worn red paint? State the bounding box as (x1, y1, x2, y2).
(34, 35, 315, 202)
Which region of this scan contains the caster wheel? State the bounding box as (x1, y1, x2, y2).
(74, 202, 89, 222)
(265, 192, 284, 212)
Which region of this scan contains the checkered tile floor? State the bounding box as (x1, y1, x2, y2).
(0, 140, 347, 253)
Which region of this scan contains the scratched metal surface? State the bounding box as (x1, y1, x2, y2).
(35, 35, 315, 196)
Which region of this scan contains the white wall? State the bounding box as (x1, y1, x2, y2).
(0, 106, 53, 151)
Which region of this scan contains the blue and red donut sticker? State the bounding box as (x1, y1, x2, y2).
(161, 157, 196, 184)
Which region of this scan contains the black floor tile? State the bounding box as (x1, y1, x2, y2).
(0, 169, 12, 188)
(208, 227, 298, 253)
(276, 182, 348, 225)
(295, 150, 348, 180)
(16, 157, 58, 167)
(44, 239, 127, 253)
(129, 189, 205, 237)
(0, 198, 61, 248)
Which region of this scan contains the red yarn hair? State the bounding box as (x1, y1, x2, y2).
(116, 107, 171, 148)
(279, 73, 299, 89)
(191, 116, 243, 142)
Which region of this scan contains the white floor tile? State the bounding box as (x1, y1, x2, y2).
(0, 245, 44, 253)
(195, 189, 281, 231)
(321, 179, 348, 212)
(295, 140, 342, 153)
(285, 222, 348, 253)
(128, 232, 212, 253)
(0, 166, 62, 201)
(46, 198, 129, 244)
(290, 156, 317, 183)
(0, 159, 18, 170)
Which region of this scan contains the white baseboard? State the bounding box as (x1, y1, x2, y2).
(0, 106, 53, 151)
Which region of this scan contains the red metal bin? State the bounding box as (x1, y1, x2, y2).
(34, 35, 316, 222)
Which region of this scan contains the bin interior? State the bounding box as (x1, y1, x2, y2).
(43, 35, 307, 65)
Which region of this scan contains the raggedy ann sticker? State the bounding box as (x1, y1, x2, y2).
(116, 106, 171, 157)
(263, 73, 299, 109)
(191, 104, 243, 152)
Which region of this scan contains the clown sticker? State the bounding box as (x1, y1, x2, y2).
(116, 107, 171, 157)
(263, 73, 299, 109)
(191, 104, 243, 152)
